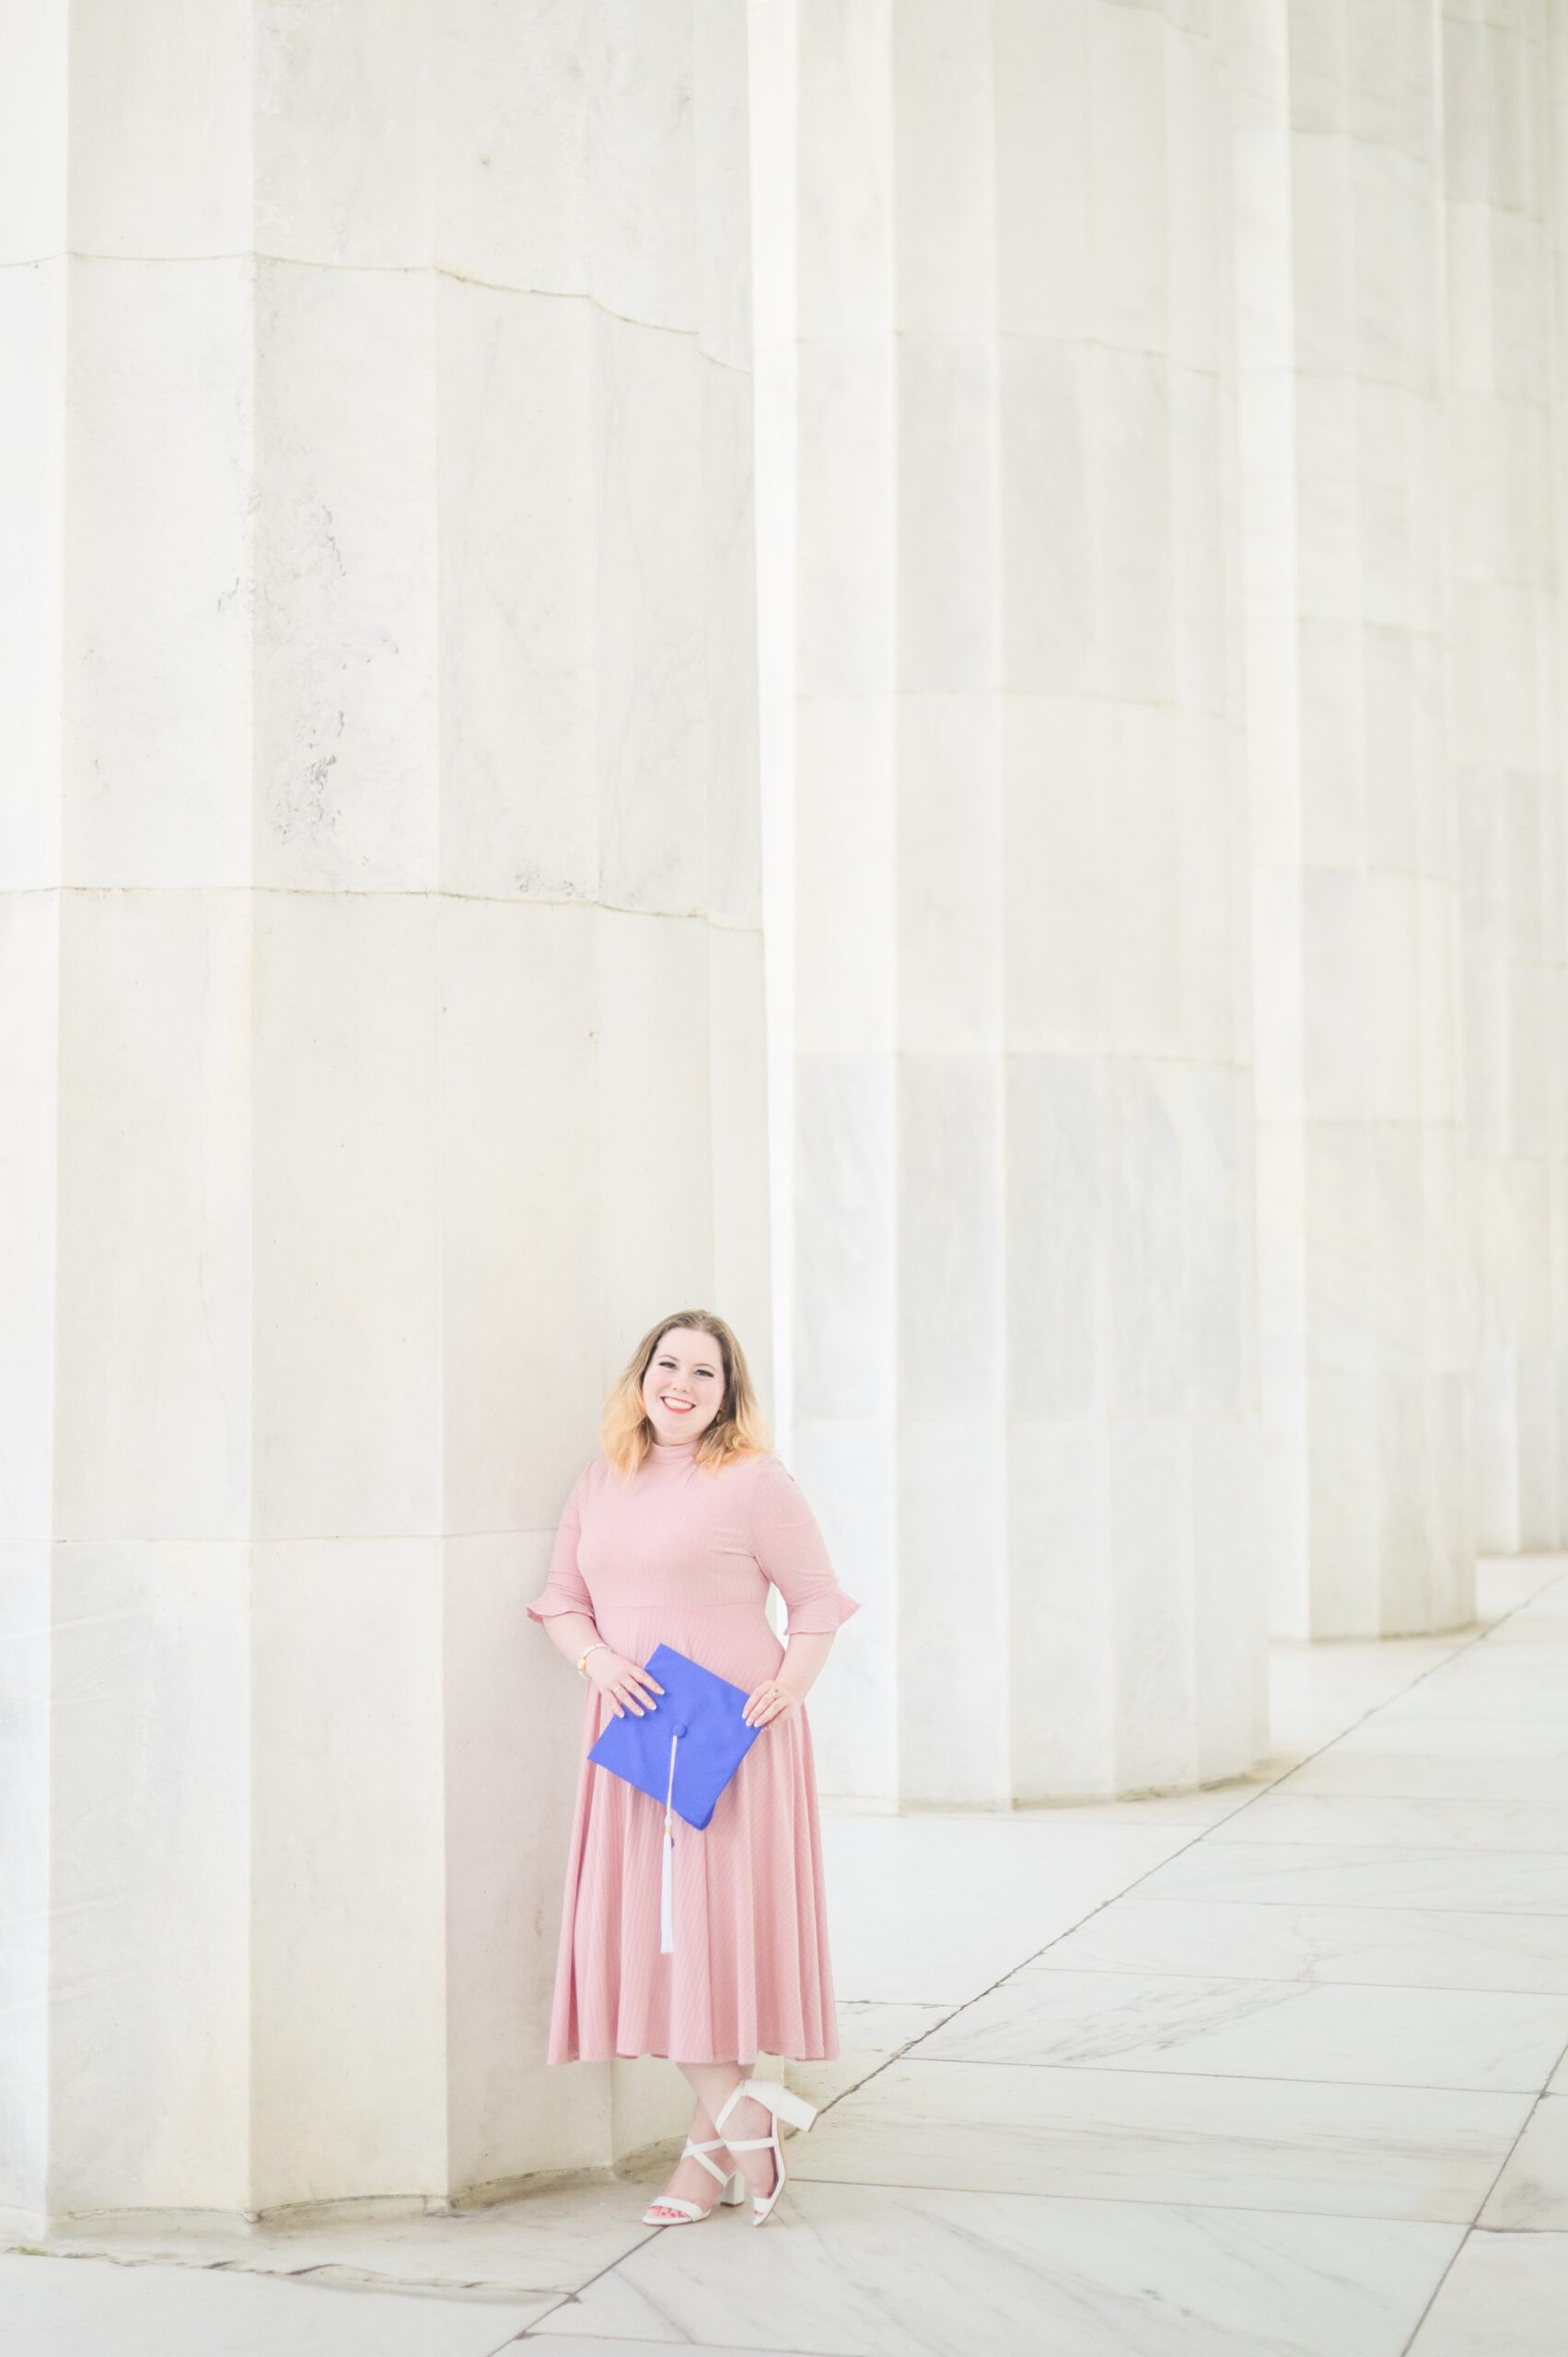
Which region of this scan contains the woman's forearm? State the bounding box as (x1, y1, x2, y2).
(776, 1630, 834, 1700)
(540, 1609, 603, 1666)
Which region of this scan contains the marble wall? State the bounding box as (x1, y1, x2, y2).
(0, 0, 765, 2223)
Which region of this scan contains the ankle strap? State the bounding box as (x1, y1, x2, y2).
(680, 2136, 732, 2186)
(714, 2077, 756, 2134)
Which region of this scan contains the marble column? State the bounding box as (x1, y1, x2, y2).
(1450, 0, 1568, 1554)
(1552, 6, 1568, 1527)
(0, 0, 763, 2223)
(777, 0, 1267, 1806)
(1234, 0, 1474, 1639)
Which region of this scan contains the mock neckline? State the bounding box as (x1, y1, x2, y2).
(648, 1433, 699, 1457)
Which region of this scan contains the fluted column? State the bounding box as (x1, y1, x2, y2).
(1450, 0, 1568, 1553)
(998, 0, 1263, 1797)
(0, 0, 762, 2223)
(1552, 4, 1568, 1505)
(786, 0, 901, 1802)
(1235, 0, 1474, 1638)
(778, 0, 1267, 1805)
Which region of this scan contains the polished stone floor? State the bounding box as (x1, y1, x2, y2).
(6, 1556, 1568, 2355)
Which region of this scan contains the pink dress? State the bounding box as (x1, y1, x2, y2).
(527, 1435, 861, 2063)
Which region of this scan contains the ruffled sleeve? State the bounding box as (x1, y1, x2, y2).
(526, 1468, 597, 1625)
(749, 1454, 860, 1635)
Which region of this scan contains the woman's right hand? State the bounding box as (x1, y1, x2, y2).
(585, 1650, 666, 1718)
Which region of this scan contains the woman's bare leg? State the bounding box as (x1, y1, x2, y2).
(643, 2063, 744, 2220)
(643, 2060, 777, 2218)
(682, 2059, 779, 2202)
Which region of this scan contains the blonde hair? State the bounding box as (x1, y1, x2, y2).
(601, 1309, 771, 1480)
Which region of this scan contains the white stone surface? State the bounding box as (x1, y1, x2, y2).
(8, 0, 1568, 2258)
(64, 260, 252, 889)
(5, 1562, 1564, 2355)
(775, 0, 1266, 1805)
(1, 0, 764, 2225)
(0, 2254, 552, 2357)
(0, 260, 63, 890)
(1407, 2232, 1568, 2357)
(46, 1541, 250, 2214)
(1451, 1, 1568, 1556)
(54, 891, 251, 1540)
(1235, 0, 1476, 1640)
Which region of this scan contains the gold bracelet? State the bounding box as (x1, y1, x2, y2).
(577, 1640, 609, 1678)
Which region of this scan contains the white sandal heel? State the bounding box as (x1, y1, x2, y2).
(713, 2076, 819, 2228)
(641, 2134, 747, 2225)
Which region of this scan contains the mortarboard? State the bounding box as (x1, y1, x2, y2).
(587, 1643, 761, 1952)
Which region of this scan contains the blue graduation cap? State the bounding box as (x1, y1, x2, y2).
(587, 1643, 761, 1952)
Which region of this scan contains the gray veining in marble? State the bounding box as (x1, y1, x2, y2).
(13, 2171, 662, 2297)
(522, 2343, 827, 2357)
(1405, 2229, 1568, 2356)
(783, 2055, 1526, 2223)
(823, 1812, 1202, 2003)
(1036, 1897, 1568, 1994)
(909, 1967, 1568, 2090)
(1132, 1841, 1568, 1914)
(526, 2178, 1460, 2357)
(1277, 1717, 1568, 1802)
(1479, 2096, 1568, 2229)
(1205, 1792, 1568, 1852)
(1376, 1666, 1568, 1724)
(0, 2253, 550, 2357)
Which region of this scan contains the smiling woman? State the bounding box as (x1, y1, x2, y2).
(525, 1307, 860, 2227)
(645, 1332, 720, 1430)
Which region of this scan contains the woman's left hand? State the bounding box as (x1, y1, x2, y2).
(742, 1678, 803, 1729)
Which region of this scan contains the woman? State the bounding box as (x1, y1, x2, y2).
(527, 1308, 860, 2228)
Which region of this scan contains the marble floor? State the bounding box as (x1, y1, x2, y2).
(7, 1556, 1568, 2356)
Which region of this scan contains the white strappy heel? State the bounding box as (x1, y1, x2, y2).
(641, 2134, 748, 2225)
(713, 2075, 819, 2227)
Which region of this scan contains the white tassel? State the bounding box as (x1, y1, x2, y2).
(659, 1727, 679, 1953)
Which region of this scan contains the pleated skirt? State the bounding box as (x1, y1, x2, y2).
(540, 1601, 843, 2064)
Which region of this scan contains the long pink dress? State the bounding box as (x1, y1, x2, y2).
(527, 1435, 861, 2064)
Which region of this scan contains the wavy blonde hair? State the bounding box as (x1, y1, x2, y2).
(601, 1308, 771, 1481)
